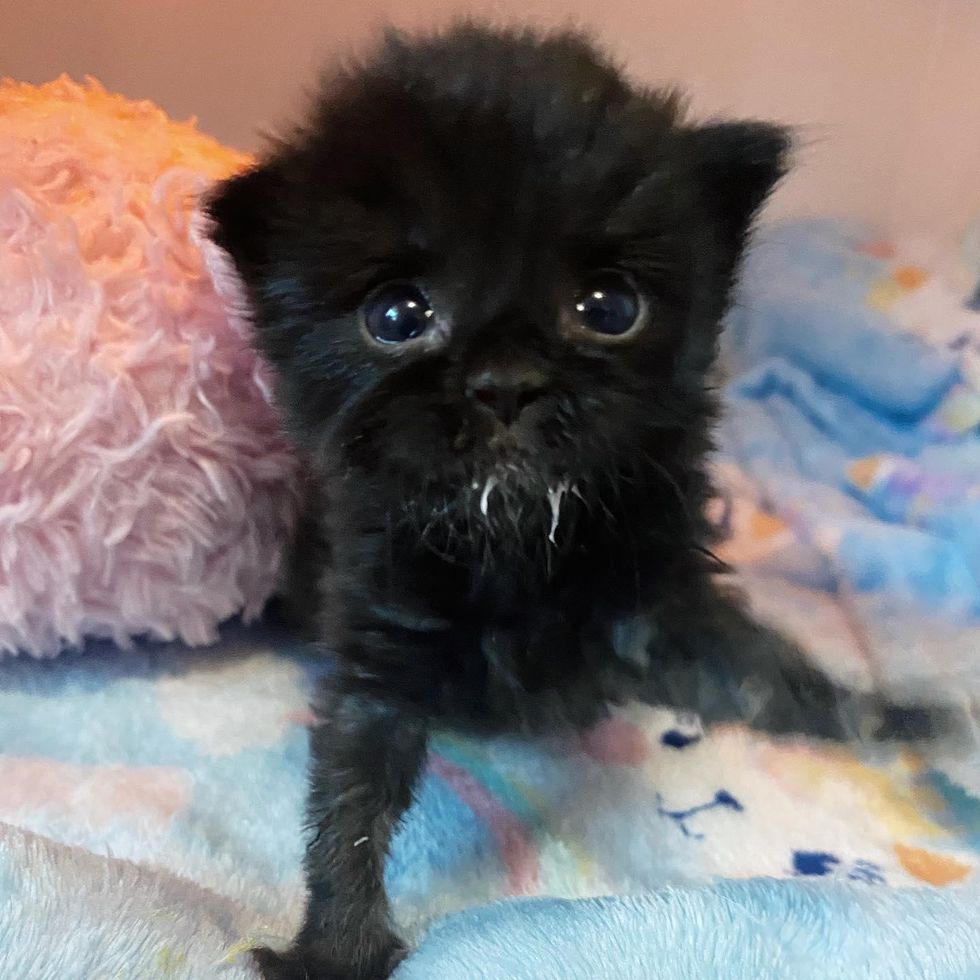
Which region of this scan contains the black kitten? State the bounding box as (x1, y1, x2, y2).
(209, 24, 937, 980)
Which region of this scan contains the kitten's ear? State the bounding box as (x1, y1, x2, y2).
(206, 162, 287, 279)
(680, 121, 791, 253)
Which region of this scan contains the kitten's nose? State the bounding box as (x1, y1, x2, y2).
(466, 365, 549, 426)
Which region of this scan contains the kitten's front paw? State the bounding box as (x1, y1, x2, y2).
(865, 697, 964, 743)
(252, 946, 313, 980)
(252, 942, 406, 980)
(817, 691, 965, 744)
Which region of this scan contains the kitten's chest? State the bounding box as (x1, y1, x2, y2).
(439, 606, 643, 731)
(431, 565, 643, 728)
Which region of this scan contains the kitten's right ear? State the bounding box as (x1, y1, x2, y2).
(679, 120, 791, 255)
(206, 163, 285, 279)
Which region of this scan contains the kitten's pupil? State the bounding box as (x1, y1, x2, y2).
(574, 271, 640, 336)
(363, 282, 434, 344)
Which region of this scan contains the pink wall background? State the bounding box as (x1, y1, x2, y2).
(7, 0, 980, 240)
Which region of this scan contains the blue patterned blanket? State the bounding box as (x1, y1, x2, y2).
(1, 220, 978, 979)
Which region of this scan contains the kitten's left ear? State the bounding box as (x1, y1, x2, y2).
(206, 161, 287, 281)
(679, 121, 792, 253)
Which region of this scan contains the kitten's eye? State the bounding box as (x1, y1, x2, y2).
(571, 271, 643, 338)
(361, 282, 434, 344)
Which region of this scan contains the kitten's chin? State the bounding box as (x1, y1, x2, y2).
(463, 460, 577, 542)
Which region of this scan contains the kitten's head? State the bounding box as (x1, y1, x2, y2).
(209, 25, 788, 540)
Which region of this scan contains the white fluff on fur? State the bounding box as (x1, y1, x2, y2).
(0, 77, 299, 656)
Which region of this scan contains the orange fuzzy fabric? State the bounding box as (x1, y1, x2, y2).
(0, 77, 299, 656)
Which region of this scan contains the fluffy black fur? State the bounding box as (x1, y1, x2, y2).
(209, 25, 939, 980)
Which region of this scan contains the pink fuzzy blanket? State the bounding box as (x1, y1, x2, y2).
(0, 77, 299, 656)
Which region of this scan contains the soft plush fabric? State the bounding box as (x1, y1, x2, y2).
(717, 218, 980, 698)
(398, 882, 980, 980)
(2, 821, 978, 980)
(0, 823, 261, 980)
(1, 209, 978, 972)
(0, 77, 298, 657)
(0, 622, 976, 979)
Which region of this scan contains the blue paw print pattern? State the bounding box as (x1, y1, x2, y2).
(792, 851, 885, 884)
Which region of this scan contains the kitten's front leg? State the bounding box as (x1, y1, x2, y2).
(255, 681, 428, 980)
